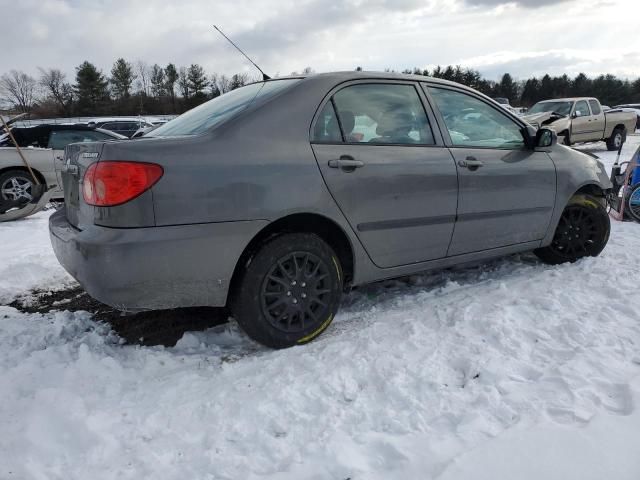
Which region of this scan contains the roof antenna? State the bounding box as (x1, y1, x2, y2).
(213, 25, 271, 81)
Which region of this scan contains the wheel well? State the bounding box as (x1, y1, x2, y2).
(229, 213, 355, 296)
(574, 184, 606, 199)
(613, 124, 626, 133)
(0, 166, 46, 185)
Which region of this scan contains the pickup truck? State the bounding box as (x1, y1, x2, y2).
(522, 97, 637, 150)
(0, 124, 125, 204)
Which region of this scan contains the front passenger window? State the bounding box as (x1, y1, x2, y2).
(428, 87, 525, 149)
(574, 100, 590, 117)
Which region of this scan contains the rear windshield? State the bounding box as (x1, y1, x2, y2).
(147, 79, 301, 137)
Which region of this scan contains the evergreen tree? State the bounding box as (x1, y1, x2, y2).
(187, 64, 207, 97)
(164, 63, 178, 108)
(520, 78, 540, 106)
(498, 73, 518, 103)
(178, 67, 189, 99)
(229, 73, 248, 91)
(110, 58, 135, 99)
(74, 61, 109, 114)
(150, 64, 165, 98)
(539, 74, 554, 100)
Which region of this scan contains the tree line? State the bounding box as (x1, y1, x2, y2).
(394, 65, 640, 107)
(0, 59, 260, 118)
(2, 60, 640, 118)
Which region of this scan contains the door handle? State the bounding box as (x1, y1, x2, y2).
(328, 156, 364, 171)
(458, 156, 484, 170)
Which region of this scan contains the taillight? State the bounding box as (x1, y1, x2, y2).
(83, 161, 163, 207)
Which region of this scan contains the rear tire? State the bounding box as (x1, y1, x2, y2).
(606, 127, 625, 151)
(232, 233, 343, 349)
(0, 169, 33, 204)
(535, 194, 610, 264)
(627, 184, 640, 223)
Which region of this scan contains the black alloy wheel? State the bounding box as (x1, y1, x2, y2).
(535, 195, 610, 264)
(260, 251, 333, 334)
(232, 233, 343, 348)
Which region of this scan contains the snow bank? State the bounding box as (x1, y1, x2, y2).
(1, 138, 640, 479)
(0, 210, 74, 304)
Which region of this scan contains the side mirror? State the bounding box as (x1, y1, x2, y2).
(536, 127, 557, 148)
(572, 111, 580, 118)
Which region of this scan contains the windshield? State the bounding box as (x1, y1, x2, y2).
(528, 101, 573, 116)
(148, 79, 301, 137)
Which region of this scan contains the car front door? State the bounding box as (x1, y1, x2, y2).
(570, 99, 593, 142)
(425, 85, 556, 256)
(311, 81, 459, 268)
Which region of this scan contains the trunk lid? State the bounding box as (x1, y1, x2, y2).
(61, 142, 104, 229)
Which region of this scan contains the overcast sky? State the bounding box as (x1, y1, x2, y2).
(3, 0, 639, 82)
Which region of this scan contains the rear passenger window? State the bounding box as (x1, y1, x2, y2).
(312, 101, 342, 143)
(331, 84, 434, 145)
(589, 100, 601, 115)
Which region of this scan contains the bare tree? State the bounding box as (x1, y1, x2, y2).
(0, 70, 37, 112)
(38, 67, 73, 114)
(216, 74, 231, 94)
(135, 60, 150, 96)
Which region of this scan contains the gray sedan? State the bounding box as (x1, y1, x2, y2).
(50, 71, 612, 348)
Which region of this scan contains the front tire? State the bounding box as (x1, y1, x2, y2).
(606, 127, 625, 151)
(535, 194, 610, 265)
(232, 233, 343, 349)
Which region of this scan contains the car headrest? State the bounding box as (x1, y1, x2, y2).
(376, 110, 413, 137)
(339, 110, 355, 136)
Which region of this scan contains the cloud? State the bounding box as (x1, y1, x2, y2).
(463, 0, 573, 7)
(0, 0, 638, 83)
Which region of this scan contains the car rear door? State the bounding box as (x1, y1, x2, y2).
(311, 81, 458, 268)
(587, 99, 606, 138)
(425, 84, 556, 256)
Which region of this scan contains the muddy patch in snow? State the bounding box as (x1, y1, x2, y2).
(8, 286, 229, 347)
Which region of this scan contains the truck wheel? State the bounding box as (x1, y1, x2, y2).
(606, 127, 625, 151)
(627, 184, 640, 223)
(535, 194, 610, 265)
(560, 130, 571, 146)
(0, 170, 33, 203)
(232, 233, 343, 349)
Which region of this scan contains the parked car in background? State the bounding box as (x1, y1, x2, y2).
(523, 97, 637, 150)
(612, 104, 640, 130)
(88, 118, 154, 138)
(50, 71, 612, 349)
(492, 97, 518, 115)
(131, 123, 164, 138)
(0, 124, 125, 202)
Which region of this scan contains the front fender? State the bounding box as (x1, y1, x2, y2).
(541, 146, 611, 246)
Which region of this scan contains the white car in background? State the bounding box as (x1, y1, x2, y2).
(0, 124, 125, 203)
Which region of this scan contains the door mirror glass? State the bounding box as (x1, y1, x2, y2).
(536, 127, 557, 148)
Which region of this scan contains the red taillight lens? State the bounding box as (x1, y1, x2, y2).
(83, 161, 163, 207)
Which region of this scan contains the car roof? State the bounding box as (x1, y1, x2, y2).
(537, 97, 596, 103)
(275, 70, 479, 90)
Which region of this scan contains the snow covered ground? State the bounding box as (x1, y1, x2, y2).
(1, 138, 640, 480)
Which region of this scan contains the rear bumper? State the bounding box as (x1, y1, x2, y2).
(49, 209, 267, 311)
